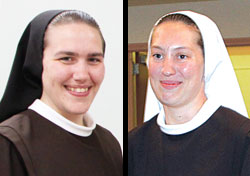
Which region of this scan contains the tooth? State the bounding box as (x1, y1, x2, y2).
(68, 87, 88, 93)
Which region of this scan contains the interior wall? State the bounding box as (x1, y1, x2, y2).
(228, 46, 250, 117)
(128, 0, 250, 43)
(0, 0, 123, 148)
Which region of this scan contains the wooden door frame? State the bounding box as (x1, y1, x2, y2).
(128, 51, 135, 131)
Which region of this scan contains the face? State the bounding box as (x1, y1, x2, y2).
(41, 22, 105, 122)
(149, 21, 206, 108)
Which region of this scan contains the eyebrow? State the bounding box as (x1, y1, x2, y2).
(55, 51, 104, 57)
(55, 51, 79, 57)
(88, 52, 104, 57)
(151, 45, 190, 51)
(151, 45, 164, 51)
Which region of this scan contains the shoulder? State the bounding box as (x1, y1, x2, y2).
(214, 106, 250, 128)
(215, 107, 250, 173)
(212, 106, 250, 137)
(215, 106, 248, 120)
(94, 124, 122, 151)
(0, 109, 41, 146)
(0, 110, 33, 134)
(128, 115, 159, 175)
(0, 109, 35, 128)
(94, 124, 122, 166)
(95, 124, 119, 142)
(0, 110, 34, 175)
(128, 114, 159, 146)
(0, 134, 28, 175)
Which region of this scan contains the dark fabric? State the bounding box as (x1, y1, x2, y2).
(0, 10, 65, 122)
(128, 106, 250, 176)
(0, 135, 28, 176)
(0, 109, 123, 176)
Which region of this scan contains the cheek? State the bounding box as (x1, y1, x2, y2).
(42, 62, 70, 86)
(90, 65, 105, 84)
(181, 64, 193, 78)
(148, 61, 161, 79)
(181, 62, 204, 80)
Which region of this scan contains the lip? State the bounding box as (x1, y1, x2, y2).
(160, 80, 182, 90)
(65, 85, 91, 97)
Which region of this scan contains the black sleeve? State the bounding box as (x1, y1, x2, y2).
(100, 127, 123, 176)
(93, 125, 123, 176)
(240, 130, 250, 176)
(0, 135, 28, 176)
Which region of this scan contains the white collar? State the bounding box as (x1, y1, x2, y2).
(157, 98, 221, 135)
(28, 99, 96, 137)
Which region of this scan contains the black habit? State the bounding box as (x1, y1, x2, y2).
(128, 107, 250, 176)
(0, 109, 122, 176)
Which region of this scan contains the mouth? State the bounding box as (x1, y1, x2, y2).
(160, 80, 182, 90)
(65, 86, 91, 96)
(68, 87, 89, 93)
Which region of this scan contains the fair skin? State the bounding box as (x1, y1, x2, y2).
(41, 22, 105, 126)
(149, 21, 207, 125)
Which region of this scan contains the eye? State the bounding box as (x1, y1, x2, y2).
(59, 57, 72, 61)
(152, 53, 163, 60)
(178, 55, 187, 60)
(57, 57, 75, 64)
(88, 58, 101, 64)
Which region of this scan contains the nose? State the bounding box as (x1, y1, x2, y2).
(73, 61, 89, 82)
(161, 58, 176, 76)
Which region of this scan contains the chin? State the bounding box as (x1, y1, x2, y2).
(63, 110, 87, 119)
(69, 107, 89, 114)
(159, 96, 178, 106)
(64, 100, 92, 114)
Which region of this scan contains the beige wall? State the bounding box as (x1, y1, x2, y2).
(128, 0, 250, 43)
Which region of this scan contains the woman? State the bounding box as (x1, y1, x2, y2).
(128, 11, 250, 175)
(0, 10, 122, 176)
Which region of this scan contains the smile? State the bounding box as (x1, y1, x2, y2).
(160, 80, 182, 90)
(65, 86, 91, 97)
(68, 87, 88, 93)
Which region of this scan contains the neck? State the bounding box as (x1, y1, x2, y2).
(163, 91, 207, 125)
(70, 116, 84, 126)
(39, 98, 85, 126)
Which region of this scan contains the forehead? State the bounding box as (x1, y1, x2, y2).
(44, 22, 103, 51)
(151, 21, 200, 46)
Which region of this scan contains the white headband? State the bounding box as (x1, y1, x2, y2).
(144, 10, 248, 122)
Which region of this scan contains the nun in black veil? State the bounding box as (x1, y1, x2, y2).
(0, 10, 122, 176)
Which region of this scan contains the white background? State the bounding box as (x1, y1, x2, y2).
(0, 0, 123, 149)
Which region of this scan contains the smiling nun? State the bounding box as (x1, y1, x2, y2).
(0, 10, 122, 176)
